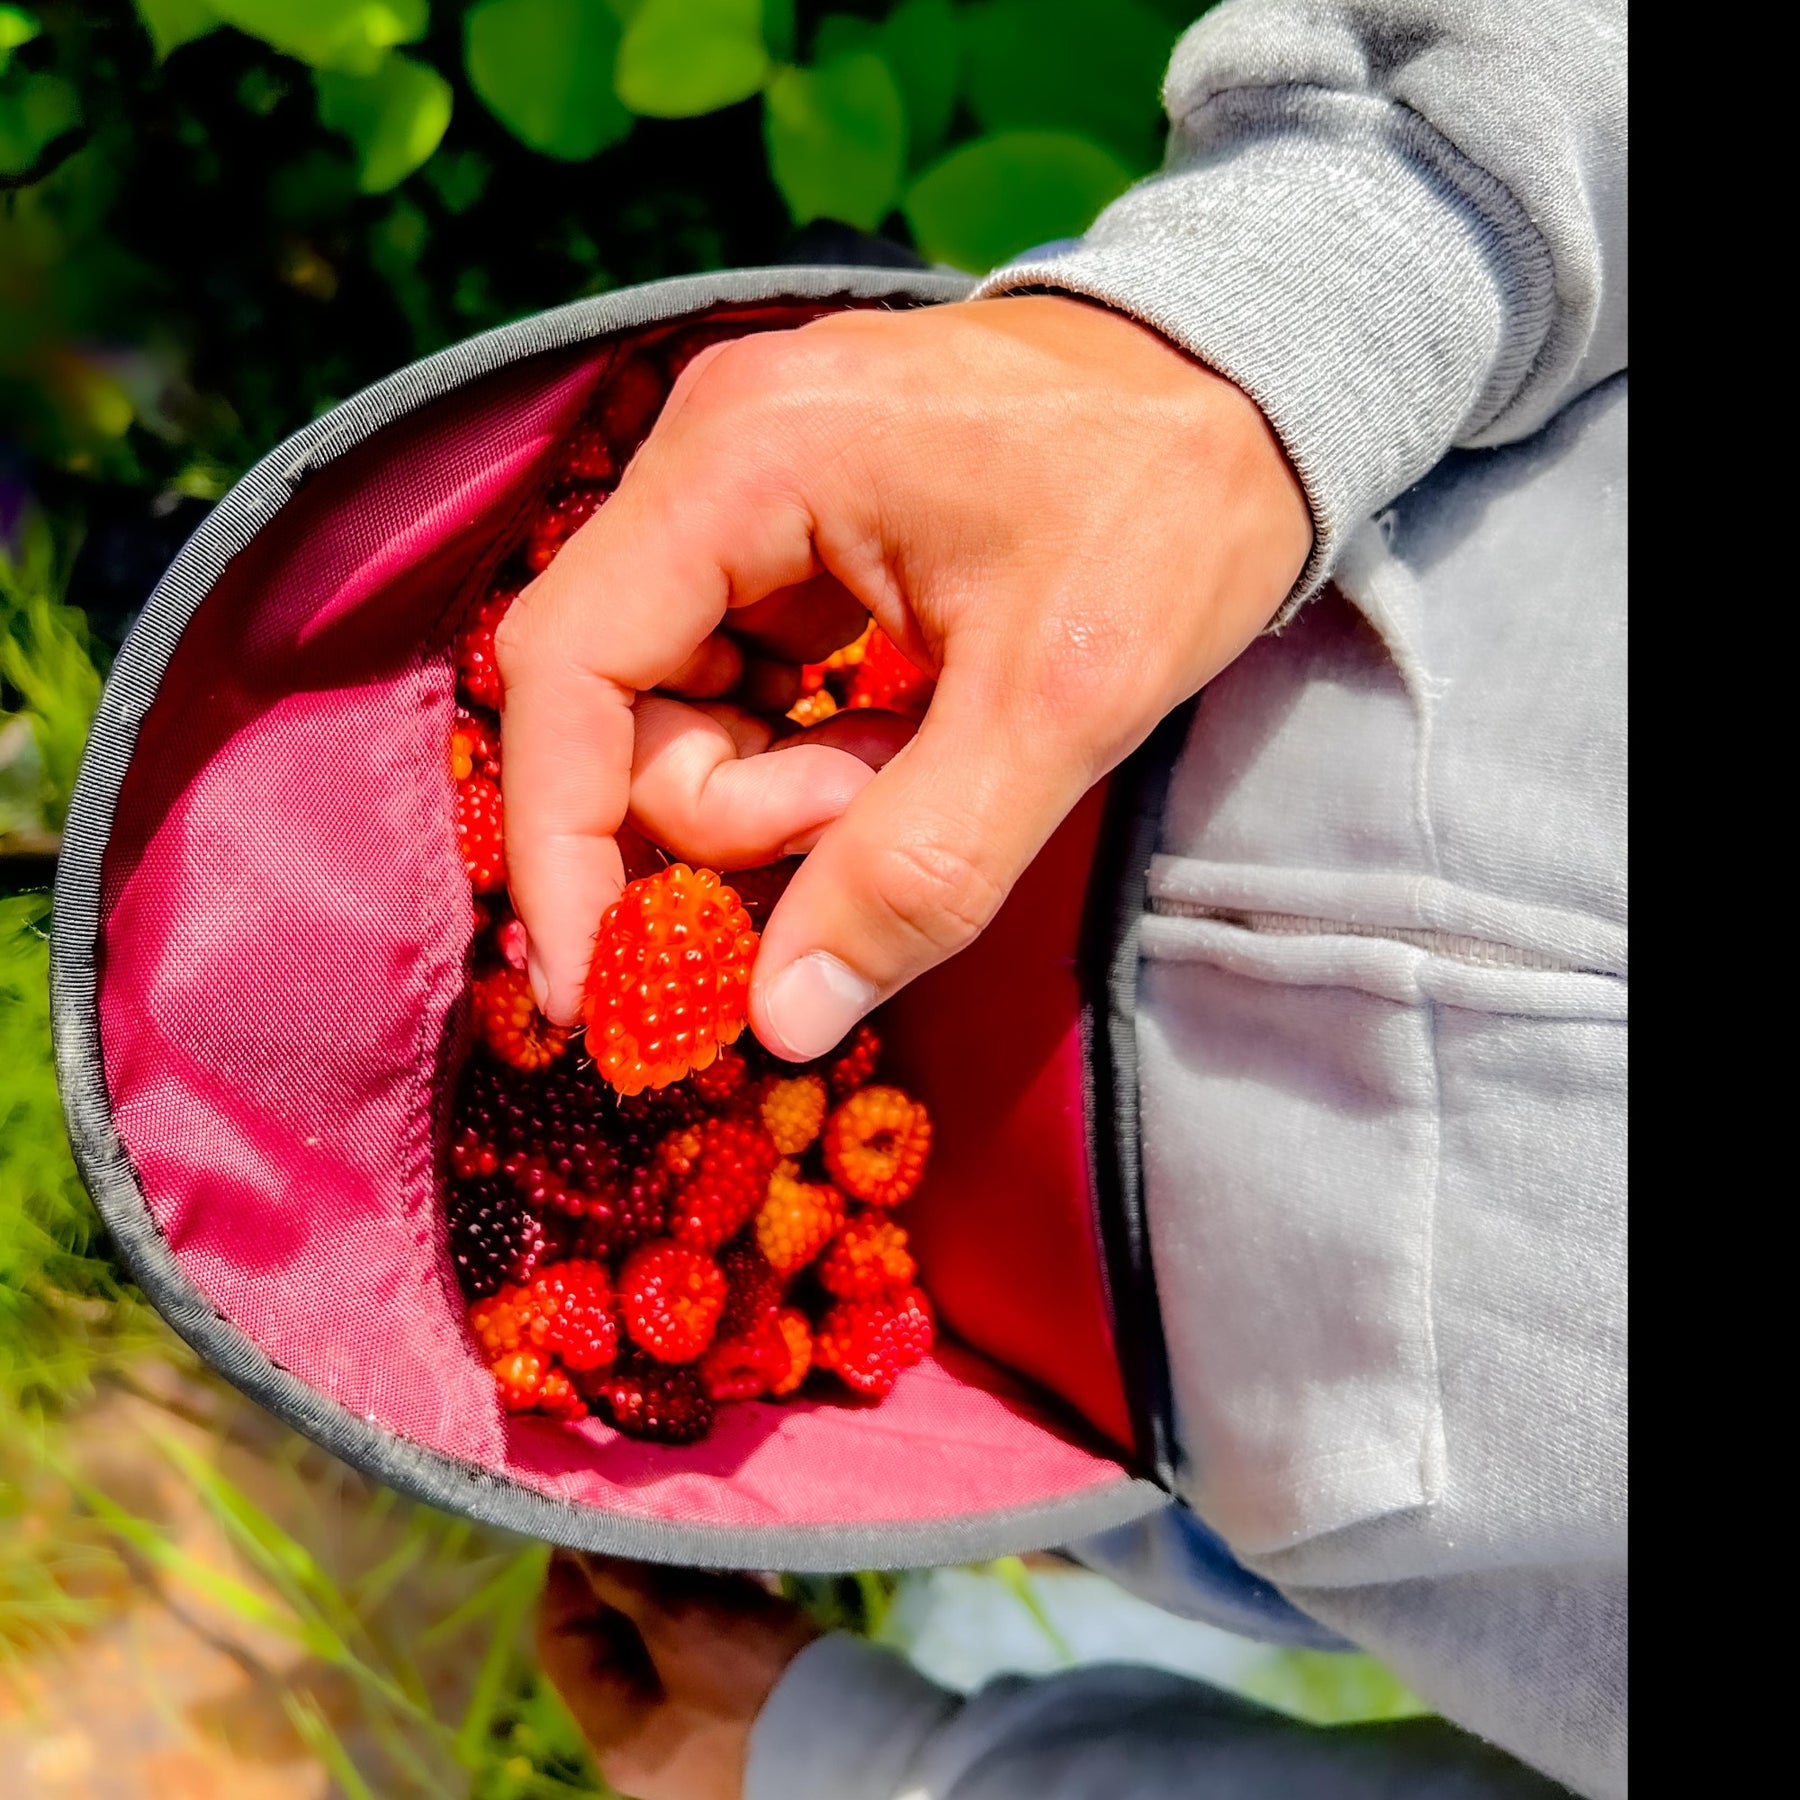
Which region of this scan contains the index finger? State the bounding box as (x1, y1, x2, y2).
(496, 345, 834, 1024)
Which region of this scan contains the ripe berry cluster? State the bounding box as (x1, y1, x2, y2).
(441, 329, 937, 1443)
(792, 620, 934, 726)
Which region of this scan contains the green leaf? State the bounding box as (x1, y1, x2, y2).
(615, 0, 768, 118)
(763, 0, 795, 61)
(0, 71, 80, 180)
(904, 129, 1133, 271)
(314, 53, 451, 193)
(465, 0, 630, 161)
(0, 6, 38, 76)
(877, 0, 956, 159)
(765, 51, 904, 230)
(210, 0, 428, 75)
(959, 0, 1174, 168)
(133, 0, 220, 61)
(810, 13, 872, 61)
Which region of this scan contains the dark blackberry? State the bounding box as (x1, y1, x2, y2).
(446, 1178, 546, 1300)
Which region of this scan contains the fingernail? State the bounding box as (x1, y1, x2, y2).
(761, 953, 877, 1061)
(526, 946, 552, 1015)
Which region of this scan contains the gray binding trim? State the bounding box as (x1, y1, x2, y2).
(51, 264, 1169, 1570)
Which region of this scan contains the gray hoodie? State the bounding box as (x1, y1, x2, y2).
(749, 1, 1627, 1795)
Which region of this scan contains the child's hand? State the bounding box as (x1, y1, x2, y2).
(499, 296, 1309, 1057)
(535, 1551, 817, 1800)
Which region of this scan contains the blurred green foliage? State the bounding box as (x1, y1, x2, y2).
(1, 0, 1206, 508)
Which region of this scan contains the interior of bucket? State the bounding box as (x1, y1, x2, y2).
(94, 297, 1137, 1535)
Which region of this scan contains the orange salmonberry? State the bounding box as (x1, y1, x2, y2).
(473, 965, 570, 1071)
(582, 864, 757, 1097)
(754, 1161, 845, 1276)
(818, 1214, 917, 1302)
(759, 1072, 828, 1155)
(822, 1086, 932, 1208)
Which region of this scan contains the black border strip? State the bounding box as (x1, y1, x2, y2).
(50, 265, 1169, 1573)
(1078, 702, 1197, 1490)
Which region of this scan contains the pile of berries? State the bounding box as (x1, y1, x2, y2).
(791, 620, 934, 727)
(441, 327, 938, 1444)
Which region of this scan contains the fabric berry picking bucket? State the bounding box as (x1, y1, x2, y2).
(51, 267, 1180, 1572)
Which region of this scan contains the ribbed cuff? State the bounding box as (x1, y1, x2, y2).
(745, 1634, 960, 1800)
(975, 87, 1553, 623)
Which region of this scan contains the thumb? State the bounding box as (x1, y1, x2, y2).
(750, 663, 1095, 1061)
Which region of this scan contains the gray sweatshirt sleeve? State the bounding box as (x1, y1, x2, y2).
(745, 1635, 1574, 1800)
(974, 0, 1628, 612)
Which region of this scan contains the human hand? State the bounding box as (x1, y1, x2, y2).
(535, 1551, 818, 1800)
(499, 295, 1310, 1056)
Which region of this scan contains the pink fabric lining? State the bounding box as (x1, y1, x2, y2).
(97, 305, 1130, 1531)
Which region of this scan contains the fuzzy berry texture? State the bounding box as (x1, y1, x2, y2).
(441, 372, 944, 1441)
(619, 1240, 727, 1364)
(823, 1086, 932, 1207)
(583, 864, 757, 1097)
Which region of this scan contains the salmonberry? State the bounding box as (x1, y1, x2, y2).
(489, 1349, 587, 1418)
(619, 1240, 727, 1363)
(451, 1128, 498, 1180)
(844, 627, 932, 717)
(717, 1241, 783, 1338)
(582, 864, 757, 1096)
(661, 1113, 780, 1250)
(688, 1041, 751, 1106)
(446, 1178, 547, 1299)
(553, 416, 616, 485)
(699, 1312, 792, 1401)
(822, 1086, 931, 1207)
(770, 1307, 813, 1396)
(456, 774, 506, 892)
(800, 621, 873, 693)
(754, 1161, 845, 1276)
(455, 582, 518, 710)
(524, 486, 606, 573)
(590, 1360, 713, 1443)
(450, 708, 502, 783)
(596, 354, 666, 458)
(474, 966, 570, 1071)
(818, 1214, 916, 1302)
(786, 689, 839, 728)
(815, 1287, 934, 1399)
(825, 1023, 881, 1098)
(468, 1259, 618, 1372)
(759, 1073, 828, 1156)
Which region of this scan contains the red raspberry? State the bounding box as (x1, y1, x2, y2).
(825, 1023, 881, 1098)
(524, 485, 606, 573)
(455, 581, 519, 710)
(818, 1214, 916, 1302)
(450, 707, 501, 782)
(688, 1041, 751, 1105)
(468, 1258, 618, 1372)
(754, 1161, 845, 1276)
(474, 966, 570, 1071)
(844, 626, 932, 717)
(456, 774, 506, 893)
(447, 1177, 546, 1299)
(589, 1361, 713, 1443)
(822, 1086, 931, 1207)
(582, 864, 758, 1096)
(717, 1241, 783, 1337)
(489, 1349, 587, 1418)
(699, 1312, 792, 1401)
(815, 1287, 934, 1399)
(660, 1113, 780, 1250)
(759, 1072, 827, 1156)
(619, 1240, 726, 1363)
